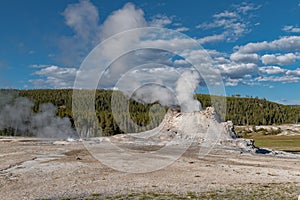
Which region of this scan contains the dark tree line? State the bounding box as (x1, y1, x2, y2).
(0, 89, 299, 136)
(196, 94, 300, 125)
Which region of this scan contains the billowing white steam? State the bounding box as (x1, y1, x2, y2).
(125, 69, 202, 112)
(176, 70, 201, 112)
(0, 96, 75, 139)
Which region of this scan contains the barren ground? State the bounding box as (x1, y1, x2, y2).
(0, 137, 299, 199)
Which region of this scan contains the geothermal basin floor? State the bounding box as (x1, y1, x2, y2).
(0, 137, 299, 199)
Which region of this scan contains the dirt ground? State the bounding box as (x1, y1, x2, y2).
(0, 137, 299, 200)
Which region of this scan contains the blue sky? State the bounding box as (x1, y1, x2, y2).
(1, 0, 300, 105)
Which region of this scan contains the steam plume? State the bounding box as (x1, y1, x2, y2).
(126, 69, 202, 112)
(176, 70, 201, 112)
(0, 96, 75, 139)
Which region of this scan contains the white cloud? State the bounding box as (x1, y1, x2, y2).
(34, 2, 186, 90)
(74, 2, 150, 89)
(63, 0, 100, 40)
(58, 1, 147, 67)
(282, 25, 300, 33)
(30, 65, 77, 88)
(286, 68, 300, 76)
(256, 75, 300, 83)
(32, 1, 300, 90)
(261, 53, 300, 65)
(31, 64, 50, 68)
(174, 27, 189, 32)
(196, 2, 260, 43)
(173, 59, 190, 67)
(206, 49, 227, 57)
(149, 14, 190, 33)
(230, 52, 259, 63)
(259, 66, 286, 74)
(245, 57, 300, 84)
(149, 14, 190, 32)
(217, 63, 257, 79)
(236, 36, 300, 53)
(214, 57, 231, 65)
(213, 11, 237, 18)
(225, 78, 242, 86)
(197, 34, 226, 44)
(40, 1, 265, 89)
(140, 38, 196, 51)
(100, 3, 147, 40)
(114, 64, 183, 93)
(234, 2, 261, 14)
(59, 0, 101, 66)
(197, 16, 247, 40)
(149, 14, 172, 27)
(229, 35, 300, 85)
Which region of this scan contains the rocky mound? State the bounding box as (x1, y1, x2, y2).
(110, 107, 235, 144)
(108, 107, 298, 158)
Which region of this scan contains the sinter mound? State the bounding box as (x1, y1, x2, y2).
(109, 107, 298, 157)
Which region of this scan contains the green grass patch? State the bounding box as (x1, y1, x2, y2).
(252, 135, 300, 154)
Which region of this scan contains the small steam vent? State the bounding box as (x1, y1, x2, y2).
(169, 105, 181, 113)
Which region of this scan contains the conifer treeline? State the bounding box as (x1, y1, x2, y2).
(0, 89, 299, 136)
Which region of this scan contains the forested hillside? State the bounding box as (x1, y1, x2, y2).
(0, 89, 299, 136)
(196, 94, 300, 126)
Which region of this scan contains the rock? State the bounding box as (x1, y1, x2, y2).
(105, 107, 298, 157)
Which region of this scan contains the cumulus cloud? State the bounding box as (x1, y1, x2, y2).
(230, 52, 259, 63)
(31, 1, 300, 91)
(58, 1, 147, 67)
(256, 75, 300, 83)
(30, 65, 77, 88)
(33, 2, 149, 88)
(286, 68, 300, 76)
(261, 53, 300, 65)
(224, 78, 242, 86)
(140, 37, 197, 51)
(259, 66, 286, 74)
(217, 63, 257, 79)
(100, 3, 147, 41)
(236, 36, 300, 53)
(63, 0, 100, 40)
(228, 35, 300, 85)
(44, 0, 216, 111)
(33, 1, 264, 90)
(59, 0, 101, 66)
